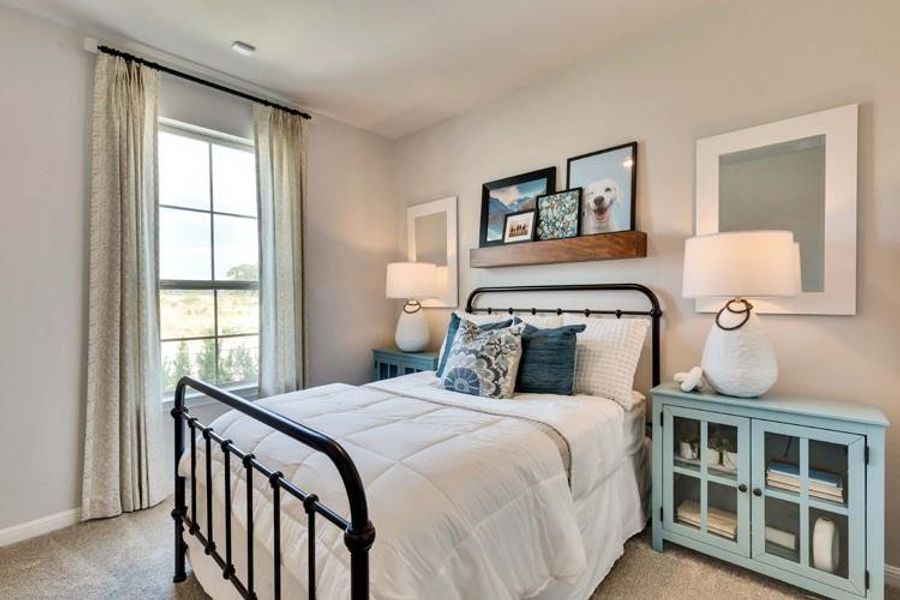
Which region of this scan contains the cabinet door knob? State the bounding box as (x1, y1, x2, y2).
(752, 488, 762, 497)
(738, 484, 748, 493)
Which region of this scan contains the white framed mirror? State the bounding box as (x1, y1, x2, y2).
(407, 196, 458, 308)
(695, 104, 858, 315)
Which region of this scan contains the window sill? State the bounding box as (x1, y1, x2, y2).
(161, 383, 259, 409)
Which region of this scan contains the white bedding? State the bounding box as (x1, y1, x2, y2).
(181, 373, 648, 600)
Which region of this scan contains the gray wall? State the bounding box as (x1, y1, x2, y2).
(0, 4, 399, 531)
(392, 0, 900, 564)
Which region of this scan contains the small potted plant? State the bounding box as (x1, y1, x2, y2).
(712, 435, 738, 472)
(679, 437, 700, 461)
(707, 434, 723, 467)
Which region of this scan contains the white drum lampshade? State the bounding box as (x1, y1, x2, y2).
(386, 262, 438, 352)
(683, 231, 800, 397)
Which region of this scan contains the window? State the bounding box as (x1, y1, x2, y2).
(157, 122, 259, 396)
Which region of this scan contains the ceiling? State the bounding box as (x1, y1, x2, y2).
(7, 0, 714, 138)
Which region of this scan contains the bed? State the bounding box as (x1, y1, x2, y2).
(172, 283, 662, 600)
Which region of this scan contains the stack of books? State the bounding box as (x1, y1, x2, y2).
(675, 500, 737, 539)
(766, 462, 844, 503)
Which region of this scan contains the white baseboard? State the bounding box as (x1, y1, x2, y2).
(886, 563, 900, 589)
(0, 507, 81, 548)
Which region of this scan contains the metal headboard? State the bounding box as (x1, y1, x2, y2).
(465, 283, 663, 387)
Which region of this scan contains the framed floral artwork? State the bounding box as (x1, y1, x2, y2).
(536, 188, 581, 240)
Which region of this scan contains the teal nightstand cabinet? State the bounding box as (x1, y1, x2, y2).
(372, 348, 439, 381)
(651, 383, 889, 600)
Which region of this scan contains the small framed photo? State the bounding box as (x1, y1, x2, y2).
(567, 141, 637, 236)
(536, 188, 582, 240)
(502, 210, 536, 244)
(479, 167, 556, 247)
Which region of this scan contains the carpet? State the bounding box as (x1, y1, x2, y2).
(0, 501, 895, 599)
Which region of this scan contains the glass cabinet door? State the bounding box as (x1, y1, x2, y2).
(751, 420, 866, 595)
(663, 406, 751, 556)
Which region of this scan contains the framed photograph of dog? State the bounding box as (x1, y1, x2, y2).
(480, 167, 556, 246)
(566, 142, 637, 235)
(502, 209, 537, 244)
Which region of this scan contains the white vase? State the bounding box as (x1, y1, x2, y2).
(706, 448, 721, 467)
(701, 310, 777, 398)
(395, 304, 429, 352)
(812, 517, 840, 573)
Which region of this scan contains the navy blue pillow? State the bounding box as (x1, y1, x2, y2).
(516, 323, 586, 395)
(436, 314, 514, 377)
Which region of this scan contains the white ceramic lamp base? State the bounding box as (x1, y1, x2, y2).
(395, 302, 429, 352)
(701, 307, 777, 398)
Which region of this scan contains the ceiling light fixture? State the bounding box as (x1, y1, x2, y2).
(231, 41, 256, 56)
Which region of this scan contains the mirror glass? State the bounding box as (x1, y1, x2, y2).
(718, 135, 825, 292)
(414, 212, 448, 267)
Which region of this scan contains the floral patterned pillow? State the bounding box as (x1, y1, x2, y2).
(440, 320, 526, 399)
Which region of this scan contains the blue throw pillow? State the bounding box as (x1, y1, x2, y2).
(435, 314, 514, 377)
(516, 323, 586, 395)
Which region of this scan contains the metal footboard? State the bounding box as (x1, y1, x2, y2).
(171, 376, 375, 600)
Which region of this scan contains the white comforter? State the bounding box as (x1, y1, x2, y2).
(179, 374, 628, 600)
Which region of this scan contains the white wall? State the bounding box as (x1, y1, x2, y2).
(0, 4, 399, 532)
(160, 74, 254, 139)
(305, 116, 400, 386)
(0, 4, 93, 532)
(392, 0, 900, 564)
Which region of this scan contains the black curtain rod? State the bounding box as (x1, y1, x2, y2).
(96, 45, 312, 120)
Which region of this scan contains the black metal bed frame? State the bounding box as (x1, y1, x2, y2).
(465, 283, 663, 387)
(171, 282, 662, 600)
(171, 378, 375, 600)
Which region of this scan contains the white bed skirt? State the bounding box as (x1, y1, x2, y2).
(185, 437, 649, 600)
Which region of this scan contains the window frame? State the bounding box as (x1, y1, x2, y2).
(157, 118, 260, 400)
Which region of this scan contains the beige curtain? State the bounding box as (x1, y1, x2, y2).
(82, 54, 167, 520)
(255, 105, 307, 396)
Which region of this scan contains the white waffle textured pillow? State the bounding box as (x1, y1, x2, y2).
(562, 315, 650, 409)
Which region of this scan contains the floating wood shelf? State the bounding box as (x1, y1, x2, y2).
(469, 231, 647, 268)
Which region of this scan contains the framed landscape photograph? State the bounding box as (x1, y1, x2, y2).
(536, 188, 581, 240)
(502, 210, 536, 244)
(479, 167, 556, 246)
(567, 141, 637, 236)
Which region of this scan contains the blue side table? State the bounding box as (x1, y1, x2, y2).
(372, 348, 439, 381)
(651, 383, 888, 600)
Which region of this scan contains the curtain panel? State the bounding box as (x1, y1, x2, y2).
(255, 105, 308, 396)
(82, 54, 167, 520)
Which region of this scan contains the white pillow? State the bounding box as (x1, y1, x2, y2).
(562, 315, 650, 409)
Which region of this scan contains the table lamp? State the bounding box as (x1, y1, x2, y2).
(386, 262, 438, 352)
(682, 231, 801, 397)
